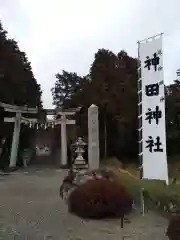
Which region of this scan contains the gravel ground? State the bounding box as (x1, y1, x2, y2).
(0, 168, 168, 239)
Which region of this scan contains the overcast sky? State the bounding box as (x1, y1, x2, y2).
(0, 0, 180, 108)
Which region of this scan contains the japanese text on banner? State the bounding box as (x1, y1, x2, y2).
(139, 35, 168, 183)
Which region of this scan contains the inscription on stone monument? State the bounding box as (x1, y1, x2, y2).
(88, 104, 99, 170)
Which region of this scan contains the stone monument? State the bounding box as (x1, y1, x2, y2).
(88, 104, 100, 170)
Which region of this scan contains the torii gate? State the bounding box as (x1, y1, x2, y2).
(0, 102, 78, 168)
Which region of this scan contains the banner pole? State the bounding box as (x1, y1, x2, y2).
(137, 41, 145, 216)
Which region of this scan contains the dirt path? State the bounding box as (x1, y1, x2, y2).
(0, 168, 168, 239)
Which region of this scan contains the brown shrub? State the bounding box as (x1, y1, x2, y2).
(68, 178, 133, 219)
(166, 214, 180, 240)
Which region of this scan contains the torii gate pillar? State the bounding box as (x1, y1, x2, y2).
(60, 114, 68, 167)
(9, 112, 21, 168)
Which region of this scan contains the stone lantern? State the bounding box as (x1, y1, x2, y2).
(72, 137, 88, 173)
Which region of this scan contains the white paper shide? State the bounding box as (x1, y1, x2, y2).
(139, 35, 168, 184)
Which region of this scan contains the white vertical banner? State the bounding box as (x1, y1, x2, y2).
(139, 34, 168, 184)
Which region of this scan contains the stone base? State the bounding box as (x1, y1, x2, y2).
(6, 166, 19, 172)
(72, 163, 88, 172)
